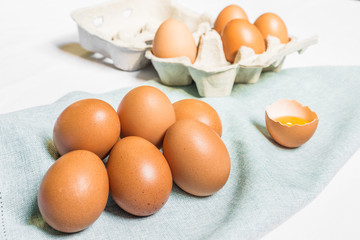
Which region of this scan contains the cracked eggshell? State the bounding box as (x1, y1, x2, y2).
(71, 0, 212, 71)
(146, 29, 318, 97)
(265, 99, 319, 148)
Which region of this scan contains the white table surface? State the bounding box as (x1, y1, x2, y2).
(1, 0, 360, 239)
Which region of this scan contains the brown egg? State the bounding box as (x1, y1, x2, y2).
(152, 19, 197, 64)
(163, 119, 230, 197)
(213, 4, 248, 34)
(117, 85, 176, 148)
(107, 136, 172, 216)
(265, 99, 319, 148)
(173, 99, 222, 136)
(53, 98, 120, 159)
(254, 12, 290, 44)
(38, 150, 109, 233)
(222, 19, 266, 63)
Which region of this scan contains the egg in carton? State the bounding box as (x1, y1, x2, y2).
(71, 0, 212, 71)
(146, 30, 318, 97)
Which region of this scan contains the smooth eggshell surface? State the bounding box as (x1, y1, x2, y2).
(53, 98, 120, 159)
(163, 119, 231, 197)
(254, 12, 290, 44)
(37, 150, 109, 233)
(221, 19, 266, 63)
(173, 99, 222, 136)
(117, 85, 176, 148)
(152, 19, 198, 64)
(213, 4, 248, 34)
(265, 99, 319, 148)
(107, 136, 173, 216)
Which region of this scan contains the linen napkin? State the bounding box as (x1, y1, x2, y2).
(0, 66, 359, 240)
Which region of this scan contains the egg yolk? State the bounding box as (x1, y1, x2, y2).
(275, 116, 309, 126)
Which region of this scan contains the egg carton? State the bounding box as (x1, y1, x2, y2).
(71, 0, 212, 71)
(145, 31, 318, 97)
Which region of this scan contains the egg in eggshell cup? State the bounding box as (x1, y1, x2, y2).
(265, 99, 319, 148)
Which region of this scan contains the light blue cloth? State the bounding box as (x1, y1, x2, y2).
(0, 66, 360, 240)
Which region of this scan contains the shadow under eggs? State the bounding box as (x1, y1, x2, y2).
(45, 138, 60, 160)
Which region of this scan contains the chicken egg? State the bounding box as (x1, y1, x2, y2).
(173, 99, 222, 136)
(117, 85, 176, 148)
(107, 136, 172, 216)
(254, 12, 290, 44)
(265, 99, 319, 148)
(152, 19, 197, 64)
(221, 19, 266, 63)
(213, 4, 248, 34)
(163, 119, 230, 197)
(53, 98, 120, 159)
(38, 150, 109, 233)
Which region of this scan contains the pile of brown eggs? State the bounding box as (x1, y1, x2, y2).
(37, 85, 230, 233)
(152, 4, 290, 64)
(37, 4, 319, 235)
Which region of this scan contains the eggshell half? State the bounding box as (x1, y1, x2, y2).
(265, 99, 319, 148)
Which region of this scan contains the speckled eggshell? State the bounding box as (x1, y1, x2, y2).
(37, 150, 109, 233)
(117, 86, 176, 148)
(163, 119, 231, 197)
(173, 99, 222, 136)
(53, 98, 121, 159)
(265, 99, 319, 148)
(107, 136, 173, 216)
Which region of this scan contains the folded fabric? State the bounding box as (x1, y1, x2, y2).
(0, 66, 359, 240)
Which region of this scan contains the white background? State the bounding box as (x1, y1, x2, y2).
(1, 0, 360, 239)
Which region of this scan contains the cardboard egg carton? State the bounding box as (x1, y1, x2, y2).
(71, 0, 317, 97)
(71, 0, 212, 71)
(146, 32, 318, 97)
